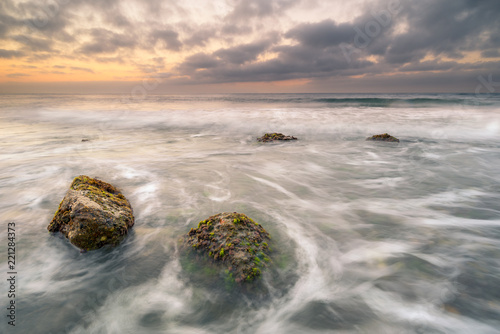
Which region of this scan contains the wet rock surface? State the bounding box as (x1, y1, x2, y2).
(48, 175, 134, 251)
(366, 133, 400, 142)
(183, 212, 271, 284)
(258, 133, 298, 142)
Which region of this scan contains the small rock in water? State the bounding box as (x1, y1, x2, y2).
(183, 212, 271, 284)
(258, 133, 298, 142)
(366, 133, 400, 142)
(47, 175, 134, 251)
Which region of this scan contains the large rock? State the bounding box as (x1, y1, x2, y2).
(366, 133, 400, 142)
(258, 133, 298, 142)
(184, 212, 271, 284)
(48, 175, 134, 251)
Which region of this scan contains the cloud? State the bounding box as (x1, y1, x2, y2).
(70, 66, 95, 73)
(12, 35, 53, 52)
(225, 0, 301, 21)
(285, 20, 354, 48)
(27, 53, 53, 61)
(221, 24, 253, 36)
(79, 29, 137, 54)
(399, 60, 458, 72)
(0, 23, 7, 37)
(0, 0, 499, 92)
(175, 41, 374, 85)
(214, 38, 278, 65)
(0, 8, 25, 38)
(384, 0, 500, 64)
(179, 53, 219, 72)
(13, 0, 74, 43)
(7, 73, 30, 78)
(0, 49, 25, 58)
(184, 28, 218, 47)
(105, 13, 132, 28)
(177, 35, 283, 80)
(482, 49, 500, 58)
(150, 29, 182, 51)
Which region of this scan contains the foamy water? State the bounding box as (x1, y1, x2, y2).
(1, 94, 500, 333)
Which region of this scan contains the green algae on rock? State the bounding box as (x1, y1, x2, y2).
(258, 133, 298, 142)
(366, 133, 400, 143)
(183, 212, 271, 284)
(48, 175, 134, 251)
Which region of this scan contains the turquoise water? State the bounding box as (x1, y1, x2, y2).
(1, 94, 500, 333)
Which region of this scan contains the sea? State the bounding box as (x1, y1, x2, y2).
(1, 93, 500, 334)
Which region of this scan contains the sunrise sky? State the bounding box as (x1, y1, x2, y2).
(0, 0, 499, 94)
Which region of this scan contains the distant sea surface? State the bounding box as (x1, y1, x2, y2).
(1, 93, 500, 333)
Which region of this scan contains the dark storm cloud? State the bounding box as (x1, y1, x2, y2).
(0, 49, 25, 58)
(177, 36, 282, 76)
(285, 20, 354, 48)
(150, 29, 183, 51)
(175, 2, 390, 83)
(171, 0, 500, 88)
(79, 29, 137, 54)
(106, 13, 132, 28)
(176, 40, 374, 85)
(482, 49, 500, 58)
(385, 0, 500, 64)
(11, 0, 74, 43)
(184, 28, 218, 47)
(12, 35, 53, 52)
(221, 24, 253, 36)
(399, 60, 458, 72)
(0, 11, 24, 37)
(459, 60, 500, 71)
(179, 53, 219, 72)
(0, 23, 7, 37)
(27, 53, 52, 61)
(214, 37, 279, 65)
(226, 0, 301, 21)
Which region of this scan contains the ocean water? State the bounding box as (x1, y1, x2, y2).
(1, 93, 500, 334)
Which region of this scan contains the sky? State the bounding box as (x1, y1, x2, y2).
(0, 0, 499, 94)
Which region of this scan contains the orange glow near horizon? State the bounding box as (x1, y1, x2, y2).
(1, 55, 169, 83)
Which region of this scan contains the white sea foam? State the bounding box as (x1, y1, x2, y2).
(1, 93, 500, 333)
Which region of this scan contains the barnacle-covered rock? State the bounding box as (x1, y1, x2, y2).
(366, 133, 400, 142)
(48, 175, 134, 251)
(183, 212, 271, 284)
(258, 133, 298, 142)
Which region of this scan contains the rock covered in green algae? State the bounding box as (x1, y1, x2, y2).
(258, 133, 298, 142)
(184, 212, 271, 284)
(366, 133, 400, 143)
(48, 175, 134, 251)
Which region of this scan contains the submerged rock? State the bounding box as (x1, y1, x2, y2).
(258, 133, 298, 142)
(183, 212, 271, 284)
(48, 175, 134, 251)
(366, 133, 400, 142)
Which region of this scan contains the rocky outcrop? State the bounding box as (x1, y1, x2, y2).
(366, 133, 400, 142)
(48, 175, 134, 251)
(183, 212, 271, 284)
(258, 133, 298, 142)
